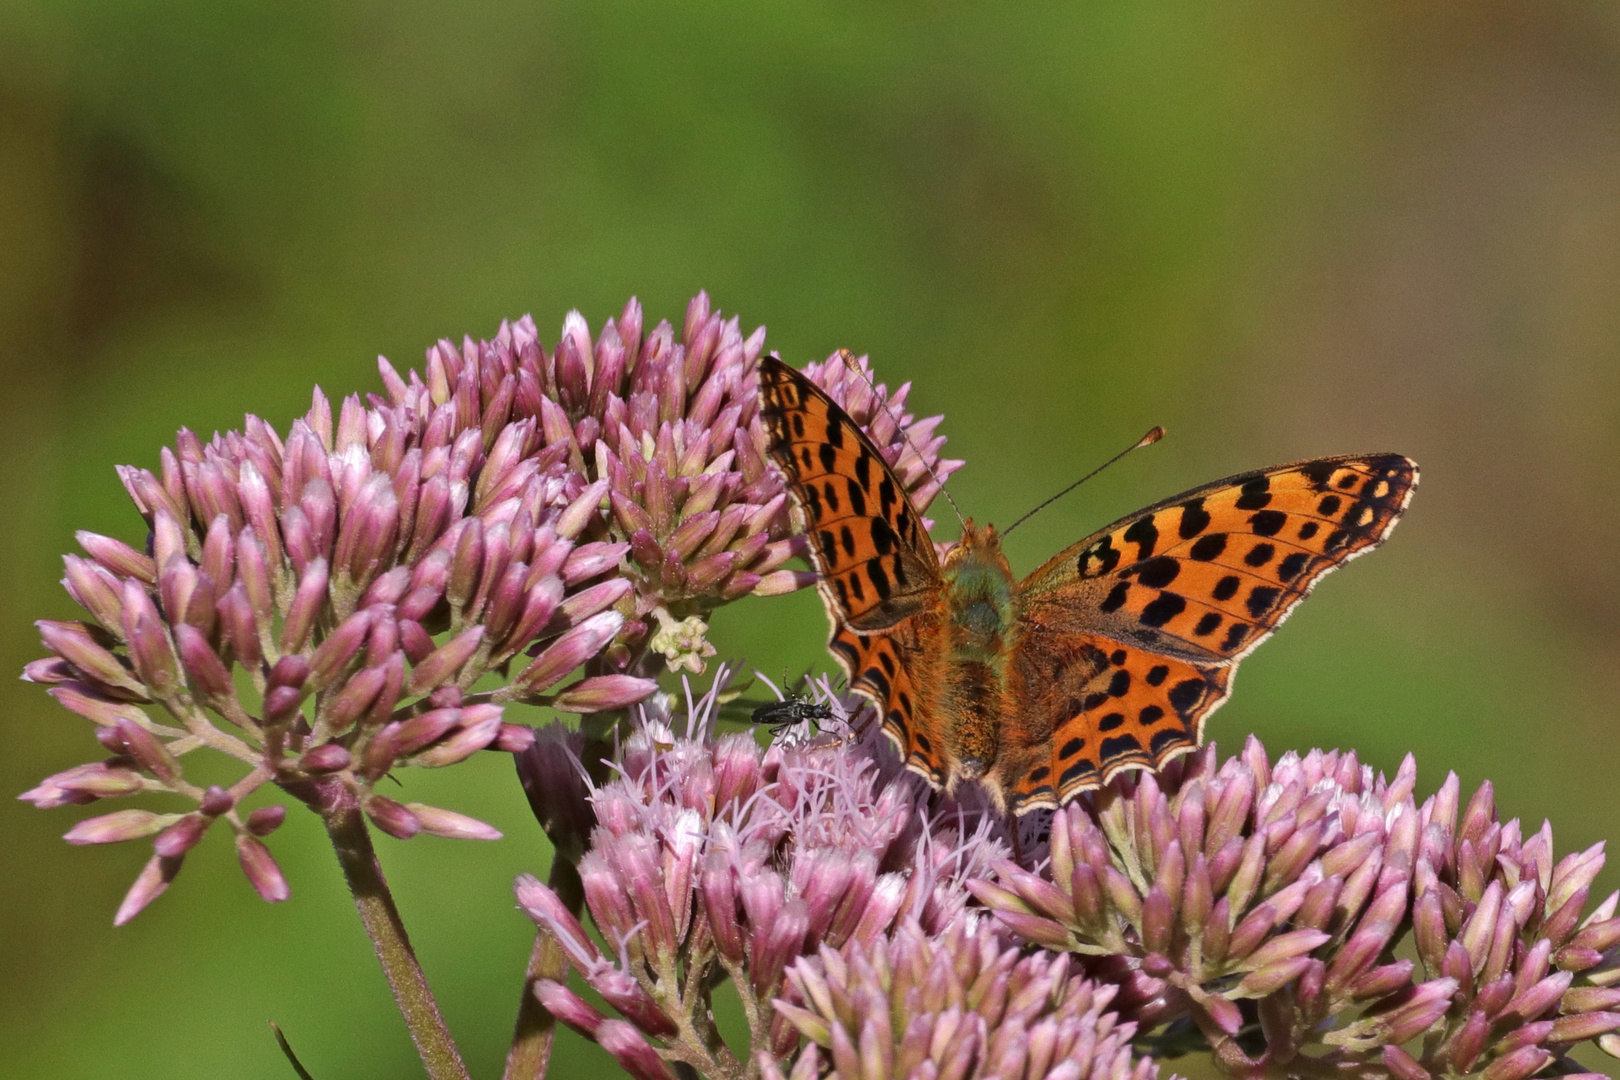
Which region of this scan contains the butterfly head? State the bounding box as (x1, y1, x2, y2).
(941, 518, 1009, 574)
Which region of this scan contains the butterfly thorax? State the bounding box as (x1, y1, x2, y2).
(938, 520, 1018, 780)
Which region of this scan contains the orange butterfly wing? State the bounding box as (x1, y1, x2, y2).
(757, 356, 939, 632)
(999, 455, 1418, 811)
(758, 356, 949, 784)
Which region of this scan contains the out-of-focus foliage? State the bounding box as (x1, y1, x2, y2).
(2, 3, 1617, 1077)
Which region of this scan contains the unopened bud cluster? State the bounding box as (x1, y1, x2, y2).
(766, 919, 1165, 1080)
(974, 737, 1620, 1079)
(376, 294, 959, 675)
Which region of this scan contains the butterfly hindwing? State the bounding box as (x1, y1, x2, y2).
(1019, 455, 1418, 665)
(829, 623, 947, 786)
(757, 356, 940, 631)
(999, 631, 1231, 812)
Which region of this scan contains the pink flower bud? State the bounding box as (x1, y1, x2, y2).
(515, 875, 602, 970)
(247, 806, 287, 836)
(113, 718, 180, 783)
(199, 785, 234, 816)
(300, 744, 352, 773)
(64, 809, 173, 845)
(403, 803, 501, 840)
(405, 625, 484, 696)
(556, 577, 633, 624)
(596, 1021, 676, 1080)
(551, 674, 657, 714)
(516, 611, 624, 694)
(235, 834, 290, 902)
(364, 796, 421, 839)
(532, 979, 605, 1039)
(76, 530, 156, 582)
(114, 854, 184, 925)
(280, 558, 329, 653)
(307, 609, 374, 692)
(38, 620, 143, 696)
(409, 709, 502, 767)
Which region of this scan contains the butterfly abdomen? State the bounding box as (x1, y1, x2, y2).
(939, 522, 1019, 784)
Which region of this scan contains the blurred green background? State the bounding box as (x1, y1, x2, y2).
(3, 3, 1619, 1077)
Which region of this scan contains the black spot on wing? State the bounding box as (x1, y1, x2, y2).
(1078, 537, 1121, 578)
(1189, 534, 1227, 561)
(1139, 704, 1164, 725)
(867, 559, 891, 599)
(1145, 665, 1169, 686)
(1243, 543, 1275, 567)
(1108, 670, 1131, 697)
(818, 444, 837, 473)
(846, 479, 867, 517)
(1099, 733, 1146, 763)
(1298, 521, 1319, 541)
(1246, 586, 1280, 619)
(1139, 592, 1186, 628)
(1123, 516, 1159, 560)
(1250, 510, 1287, 537)
(1301, 461, 1336, 489)
(1221, 622, 1250, 652)
(1194, 612, 1222, 636)
(1168, 678, 1207, 716)
(1136, 557, 1181, 589)
(1213, 575, 1240, 602)
(1150, 728, 1190, 757)
(1059, 737, 1085, 759)
(1058, 760, 1098, 790)
(1098, 712, 1126, 732)
(1178, 498, 1211, 538)
(1100, 582, 1130, 614)
(1235, 477, 1272, 511)
(1276, 552, 1310, 582)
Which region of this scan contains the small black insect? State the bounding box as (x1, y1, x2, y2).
(751, 694, 835, 736)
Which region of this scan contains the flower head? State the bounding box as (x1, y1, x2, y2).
(767, 919, 1167, 1080)
(515, 670, 1007, 1077)
(376, 296, 962, 673)
(973, 736, 1620, 1079)
(22, 333, 660, 921)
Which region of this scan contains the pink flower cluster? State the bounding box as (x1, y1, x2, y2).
(976, 739, 1620, 1079)
(515, 673, 1009, 1079)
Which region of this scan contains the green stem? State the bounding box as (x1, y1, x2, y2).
(323, 796, 470, 1080)
(502, 857, 582, 1080)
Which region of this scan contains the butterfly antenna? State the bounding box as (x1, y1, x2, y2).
(834, 349, 967, 529)
(1001, 425, 1165, 538)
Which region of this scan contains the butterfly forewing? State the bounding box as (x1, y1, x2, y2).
(757, 357, 940, 631)
(1019, 455, 1418, 664)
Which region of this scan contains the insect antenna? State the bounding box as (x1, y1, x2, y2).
(830, 348, 967, 529)
(1001, 425, 1165, 538)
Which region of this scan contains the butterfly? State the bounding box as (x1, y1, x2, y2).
(756, 355, 1418, 815)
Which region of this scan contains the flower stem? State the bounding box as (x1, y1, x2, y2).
(324, 797, 470, 1080)
(503, 857, 582, 1080)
